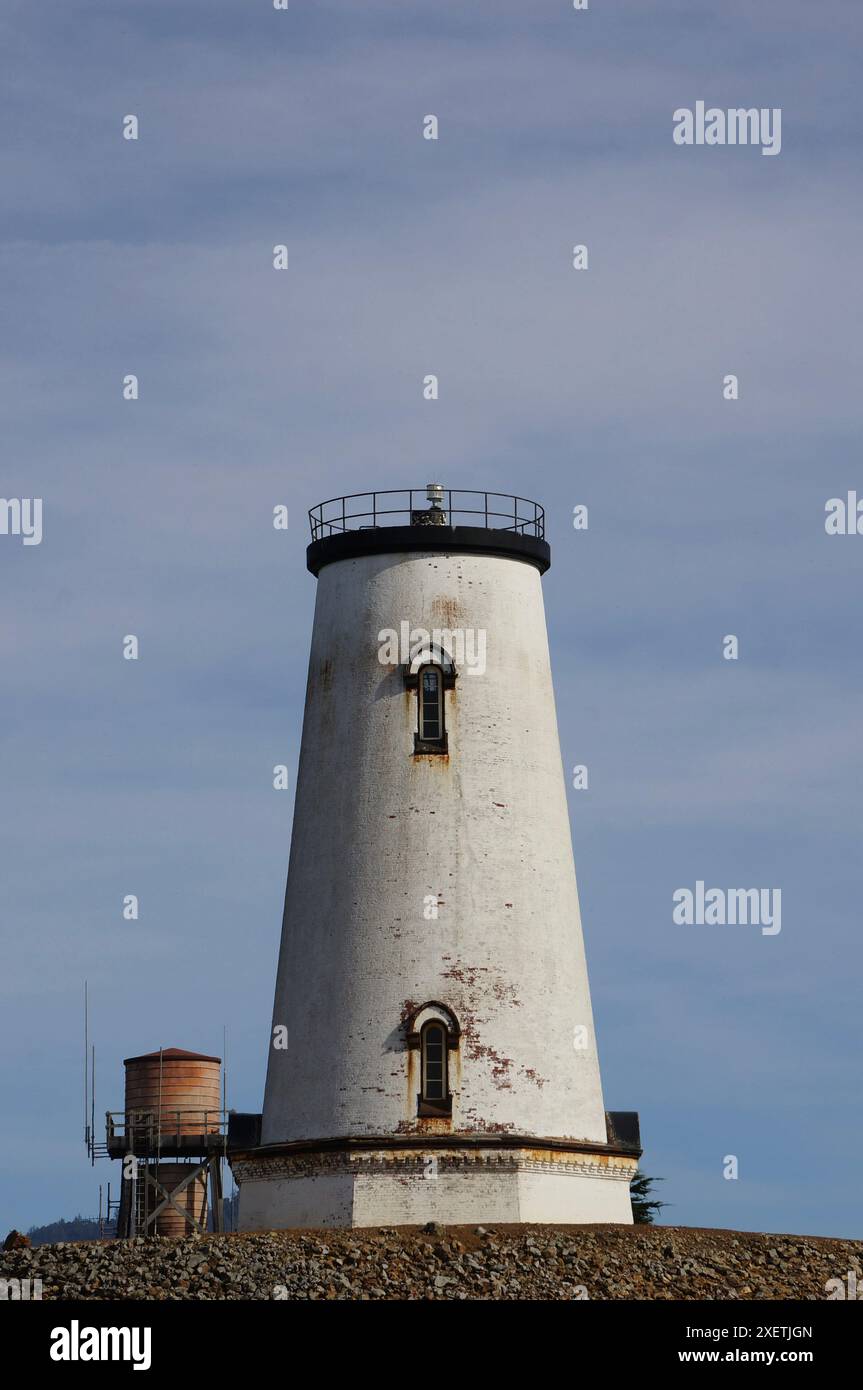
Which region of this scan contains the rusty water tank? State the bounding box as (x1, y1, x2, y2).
(123, 1047, 221, 1147)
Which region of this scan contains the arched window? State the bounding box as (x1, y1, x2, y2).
(406, 1002, 459, 1118)
(416, 664, 447, 752)
(421, 1021, 447, 1103)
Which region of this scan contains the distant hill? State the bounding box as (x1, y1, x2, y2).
(27, 1215, 111, 1246)
(25, 1193, 238, 1244)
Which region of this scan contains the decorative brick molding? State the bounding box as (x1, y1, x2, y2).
(233, 1145, 638, 1186)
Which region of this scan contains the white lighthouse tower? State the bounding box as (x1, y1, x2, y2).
(232, 486, 639, 1228)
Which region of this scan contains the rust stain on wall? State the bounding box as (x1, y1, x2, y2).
(440, 960, 546, 1091)
(430, 595, 462, 628)
(457, 1110, 518, 1134)
(405, 1047, 418, 1122)
(442, 962, 521, 1010)
(417, 1115, 452, 1135)
(399, 999, 420, 1030)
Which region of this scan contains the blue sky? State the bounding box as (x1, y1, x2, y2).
(2, 0, 861, 1239)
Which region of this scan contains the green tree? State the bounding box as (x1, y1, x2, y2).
(630, 1169, 668, 1224)
(26, 1215, 103, 1245)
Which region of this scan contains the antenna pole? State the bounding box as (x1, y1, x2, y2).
(84, 981, 89, 1151)
(222, 1026, 228, 1229)
(157, 1045, 164, 1173)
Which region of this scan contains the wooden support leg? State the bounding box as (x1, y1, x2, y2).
(210, 1156, 224, 1233)
(117, 1175, 132, 1240)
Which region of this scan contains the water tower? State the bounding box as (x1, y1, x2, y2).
(103, 1047, 226, 1237)
(230, 487, 640, 1227)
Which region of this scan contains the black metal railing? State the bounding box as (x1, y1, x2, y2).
(308, 489, 545, 542)
(106, 1109, 228, 1148)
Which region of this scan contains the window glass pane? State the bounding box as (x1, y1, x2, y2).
(419, 668, 443, 743)
(423, 1026, 446, 1100)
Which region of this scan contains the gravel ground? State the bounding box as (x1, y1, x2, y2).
(3, 1223, 861, 1301)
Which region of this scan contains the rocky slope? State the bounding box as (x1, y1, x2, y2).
(3, 1223, 860, 1300)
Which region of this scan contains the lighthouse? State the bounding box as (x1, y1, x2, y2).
(231, 486, 640, 1228)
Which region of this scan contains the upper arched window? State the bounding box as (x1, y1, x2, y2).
(419, 666, 443, 740)
(415, 664, 447, 753)
(403, 646, 454, 756)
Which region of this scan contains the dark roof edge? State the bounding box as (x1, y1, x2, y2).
(227, 1130, 641, 1161)
(123, 1048, 221, 1065)
(307, 525, 551, 577)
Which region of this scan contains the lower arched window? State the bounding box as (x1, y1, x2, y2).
(420, 1021, 447, 1103)
(406, 1002, 459, 1118)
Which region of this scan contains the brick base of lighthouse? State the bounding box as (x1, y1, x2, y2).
(231, 1139, 638, 1230)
